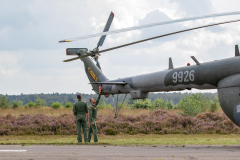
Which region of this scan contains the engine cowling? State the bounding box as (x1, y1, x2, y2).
(218, 73, 240, 126)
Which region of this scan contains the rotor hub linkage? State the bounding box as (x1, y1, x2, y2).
(88, 48, 100, 60)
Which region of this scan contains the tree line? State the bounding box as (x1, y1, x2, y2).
(0, 92, 221, 117)
(0, 92, 216, 106)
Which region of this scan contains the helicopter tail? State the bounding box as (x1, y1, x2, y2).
(81, 56, 108, 93)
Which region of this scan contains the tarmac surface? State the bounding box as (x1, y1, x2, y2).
(0, 145, 240, 160)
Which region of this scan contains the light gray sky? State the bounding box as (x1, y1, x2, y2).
(1, 0, 240, 94)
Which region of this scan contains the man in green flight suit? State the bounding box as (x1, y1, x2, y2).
(88, 86, 102, 143)
(73, 94, 89, 143)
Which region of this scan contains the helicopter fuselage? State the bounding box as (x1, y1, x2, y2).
(104, 56, 240, 96)
(93, 55, 240, 125)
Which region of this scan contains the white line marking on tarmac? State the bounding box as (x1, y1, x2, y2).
(0, 150, 27, 152)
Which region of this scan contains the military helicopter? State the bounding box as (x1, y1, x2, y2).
(59, 11, 240, 127)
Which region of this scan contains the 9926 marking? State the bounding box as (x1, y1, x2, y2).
(173, 70, 194, 83)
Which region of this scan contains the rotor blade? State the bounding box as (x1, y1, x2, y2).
(97, 12, 114, 48)
(97, 19, 240, 54)
(59, 11, 240, 42)
(63, 56, 81, 62)
(63, 19, 240, 62)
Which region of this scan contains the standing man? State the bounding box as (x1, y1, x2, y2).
(88, 86, 102, 143)
(73, 94, 89, 143)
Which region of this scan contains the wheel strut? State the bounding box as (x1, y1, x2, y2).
(112, 93, 127, 118)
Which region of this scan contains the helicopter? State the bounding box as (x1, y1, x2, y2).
(59, 11, 240, 127)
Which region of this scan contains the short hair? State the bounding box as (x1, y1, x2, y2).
(77, 94, 82, 100)
(89, 98, 93, 103)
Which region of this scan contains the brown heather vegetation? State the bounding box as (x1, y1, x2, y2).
(0, 108, 239, 136)
(0, 107, 73, 117)
(0, 107, 148, 117)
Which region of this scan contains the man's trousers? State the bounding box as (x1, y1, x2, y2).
(76, 115, 88, 142)
(88, 122, 98, 142)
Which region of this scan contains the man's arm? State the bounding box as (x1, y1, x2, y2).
(89, 107, 93, 122)
(73, 104, 77, 123)
(85, 103, 89, 122)
(95, 94, 101, 106)
(73, 104, 77, 115)
(95, 86, 102, 106)
(74, 115, 76, 124)
(86, 113, 89, 122)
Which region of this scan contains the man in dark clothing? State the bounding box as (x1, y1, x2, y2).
(87, 87, 102, 142)
(73, 94, 89, 143)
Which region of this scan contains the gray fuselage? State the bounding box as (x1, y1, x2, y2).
(101, 56, 240, 96)
(81, 55, 240, 127)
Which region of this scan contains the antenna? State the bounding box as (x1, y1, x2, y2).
(191, 56, 200, 65)
(235, 45, 239, 57)
(169, 58, 174, 69)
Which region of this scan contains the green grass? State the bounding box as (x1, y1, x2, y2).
(1, 134, 240, 145)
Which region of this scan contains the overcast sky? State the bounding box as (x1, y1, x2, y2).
(1, 0, 240, 95)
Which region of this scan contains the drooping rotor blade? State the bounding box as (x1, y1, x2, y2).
(63, 56, 82, 62)
(98, 19, 240, 54)
(63, 19, 240, 62)
(97, 12, 114, 48)
(59, 11, 240, 43)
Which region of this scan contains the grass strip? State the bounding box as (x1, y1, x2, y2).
(1, 134, 240, 145)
